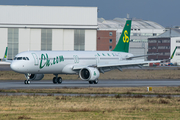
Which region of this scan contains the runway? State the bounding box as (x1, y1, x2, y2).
(0, 79, 180, 89)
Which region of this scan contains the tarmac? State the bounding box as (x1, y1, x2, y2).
(0, 79, 180, 89)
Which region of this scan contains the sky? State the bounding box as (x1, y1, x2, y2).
(0, 0, 179, 27)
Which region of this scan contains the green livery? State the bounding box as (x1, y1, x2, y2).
(170, 47, 177, 59)
(4, 47, 8, 58)
(94, 71, 96, 76)
(3, 47, 8, 61)
(39, 53, 64, 69)
(113, 20, 132, 52)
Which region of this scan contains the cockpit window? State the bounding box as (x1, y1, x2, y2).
(14, 57, 29, 60)
(23, 57, 26, 60)
(17, 57, 22, 60)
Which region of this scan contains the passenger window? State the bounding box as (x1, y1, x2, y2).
(23, 57, 26, 60)
(26, 57, 29, 60)
(14, 57, 17, 60)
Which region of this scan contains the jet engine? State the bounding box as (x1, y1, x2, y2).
(25, 74, 44, 81)
(79, 67, 100, 81)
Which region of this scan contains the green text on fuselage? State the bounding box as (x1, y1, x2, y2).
(39, 53, 64, 69)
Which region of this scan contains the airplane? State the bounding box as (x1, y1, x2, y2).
(3, 20, 162, 84)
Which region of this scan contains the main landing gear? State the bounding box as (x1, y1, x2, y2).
(89, 79, 99, 84)
(53, 74, 62, 84)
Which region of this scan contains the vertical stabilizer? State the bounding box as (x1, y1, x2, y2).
(113, 20, 132, 52)
(3, 47, 8, 61)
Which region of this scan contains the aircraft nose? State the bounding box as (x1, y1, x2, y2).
(10, 62, 19, 72)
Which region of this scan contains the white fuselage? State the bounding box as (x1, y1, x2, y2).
(10, 51, 134, 74)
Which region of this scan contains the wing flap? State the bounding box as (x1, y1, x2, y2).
(97, 60, 160, 68)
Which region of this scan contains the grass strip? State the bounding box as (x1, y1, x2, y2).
(0, 95, 180, 119)
(1, 86, 180, 95)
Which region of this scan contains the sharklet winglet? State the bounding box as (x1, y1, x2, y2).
(170, 47, 177, 59)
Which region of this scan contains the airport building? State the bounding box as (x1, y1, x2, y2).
(97, 18, 165, 59)
(148, 28, 180, 65)
(0, 5, 98, 60)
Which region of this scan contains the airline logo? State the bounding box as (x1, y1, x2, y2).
(39, 53, 64, 69)
(94, 71, 96, 76)
(123, 30, 129, 43)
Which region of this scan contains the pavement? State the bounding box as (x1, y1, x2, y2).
(0, 65, 11, 71)
(0, 79, 180, 89)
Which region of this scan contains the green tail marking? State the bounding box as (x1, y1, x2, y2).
(4, 47, 8, 59)
(113, 20, 132, 52)
(170, 47, 177, 59)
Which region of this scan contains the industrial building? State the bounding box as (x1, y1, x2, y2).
(97, 18, 165, 59)
(148, 28, 180, 65)
(0, 5, 98, 60)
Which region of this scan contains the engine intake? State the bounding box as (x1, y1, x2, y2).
(79, 67, 100, 81)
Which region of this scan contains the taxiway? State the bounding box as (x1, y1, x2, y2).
(0, 79, 180, 89)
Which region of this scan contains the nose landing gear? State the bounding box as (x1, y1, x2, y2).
(24, 73, 31, 84)
(24, 80, 31, 84)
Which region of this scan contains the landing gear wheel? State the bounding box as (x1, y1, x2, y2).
(27, 80, 31, 84)
(24, 80, 30, 84)
(24, 80, 27, 84)
(53, 77, 57, 84)
(94, 79, 99, 84)
(57, 77, 62, 84)
(89, 81, 93, 84)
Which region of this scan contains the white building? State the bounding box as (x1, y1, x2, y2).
(0, 5, 98, 60)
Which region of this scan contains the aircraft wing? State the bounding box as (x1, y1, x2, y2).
(0, 61, 11, 65)
(1, 47, 12, 65)
(97, 60, 160, 68)
(126, 54, 159, 60)
(73, 60, 160, 70)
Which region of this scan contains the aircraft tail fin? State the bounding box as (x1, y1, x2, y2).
(2, 47, 8, 61)
(113, 20, 132, 52)
(170, 47, 177, 59)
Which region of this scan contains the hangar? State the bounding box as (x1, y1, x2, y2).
(0, 5, 98, 60)
(97, 18, 165, 60)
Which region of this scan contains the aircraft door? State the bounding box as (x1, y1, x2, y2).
(73, 55, 79, 63)
(95, 55, 100, 64)
(32, 53, 39, 66)
(118, 53, 122, 61)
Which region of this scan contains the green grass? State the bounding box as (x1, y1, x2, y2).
(1, 86, 180, 95)
(0, 95, 180, 119)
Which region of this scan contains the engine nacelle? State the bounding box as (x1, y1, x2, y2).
(25, 74, 44, 81)
(79, 67, 100, 81)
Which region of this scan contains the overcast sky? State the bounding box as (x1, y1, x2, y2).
(0, 0, 179, 27)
